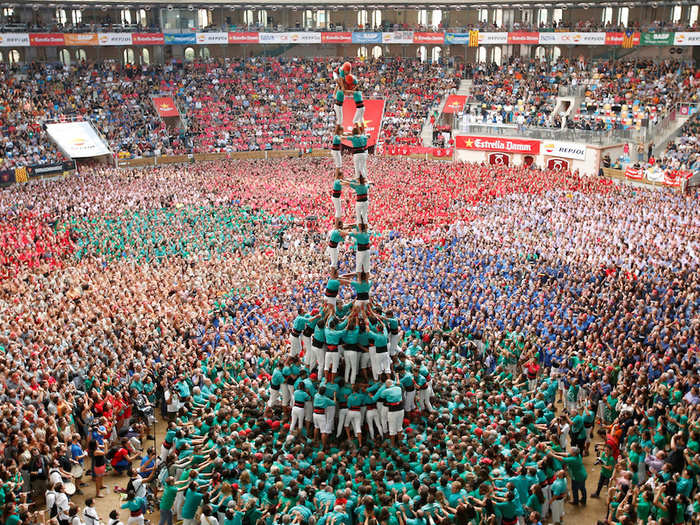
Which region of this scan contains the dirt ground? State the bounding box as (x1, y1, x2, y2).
(67, 416, 610, 525)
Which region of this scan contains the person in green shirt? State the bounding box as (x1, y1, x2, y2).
(121, 489, 147, 525)
(349, 222, 371, 275)
(327, 220, 350, 270)
(550, 470, 567, 525)
(158, 476, 188, 525)
(592, 444, 616, 498)
(550, 447, 587, 505)
(330, 126, 344, 178)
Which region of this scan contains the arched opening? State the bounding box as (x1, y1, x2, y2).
(357, 10, 368, 29)
(671, 5, 682, 24)
(123, 48, 135, 65)
(601, 7, 613, 26)
(431, 46, 442, 63)
(258, 10, 267, 27)
(357, 46, 368, 58)
(372, 45, 382, 59)
(303, 10, 314, 29)
(552, 8, 563, 25)
(199, 47, 210, 59)
(491, 8, 503, 28)
(136, 9, 147, 27)
(8, 49, 19, 65)
(243, 10, 254, 26)
(491, 46, 502, 66)
(552, 46, 561, 62)
(59, 49, 71, 66)
(71, 9, 82, 25)
(477, 9, 488, 24)
(431, 9, 442, 29)
(690, 5, 699, 26)
(55, 8, 67, 25)
(477, 46, 487, 63)
(537, 8, 548, 27)
(184, 47, 195, 61)
(617, 7, 629, 27)
(120, 9, 132, 26)
(534, 46, 547, 61)
(315, 11, 328, 29)
(141, 48, 150, 65)
(417, 45, 427, 63)
(371, 10, 382, 29)
(75, 49, 86, 63)
(417, 10, 428, 27)
(198, 9, 211, 29)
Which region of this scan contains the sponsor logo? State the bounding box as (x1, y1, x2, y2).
(465, 137, 535, 152)
(228, 32, 258, 43)
(71, 138, 88, 148)
(323, 32, 352, 43)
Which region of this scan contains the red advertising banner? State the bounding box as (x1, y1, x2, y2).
(29, 33, 65, 46)
(132, 33, 165, 45)
(341, 99, 385, 148)
(228, 32, 259, 44)
(442, 95, 467, 114)
(152, 97, 179, 118)
(489, 153, 510, 166)
(456, 136, 540, 154)
(413, 32, 445, 44)
(507, 32, 539, 45)
(605, 32, 640, 46)
(322, 32, 352, 43)
(384, 145, 453, 157)
(547, 158, 570, 171)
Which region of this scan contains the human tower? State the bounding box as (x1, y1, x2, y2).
(268, 61, 431, 449)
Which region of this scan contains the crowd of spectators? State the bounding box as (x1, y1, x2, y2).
(657, 113, 700, 172)
(466, 58, 699, 134)
(0, 155, 698, 525)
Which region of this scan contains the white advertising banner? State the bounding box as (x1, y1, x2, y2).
(674, 32, 700, 46)
(195, 32, 228, 45)
(382, 31, 414, 44)
(538, 32, 606, 45)
(46, 122, 111, 158)
(259, 32, 321, 44)
(478, 32, 508, 45)
(540, 140, 587, 160)
(0, 33, 29, 47)
(97, 33, 133, 46)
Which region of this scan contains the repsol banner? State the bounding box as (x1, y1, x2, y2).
(27, 162, 70, 178)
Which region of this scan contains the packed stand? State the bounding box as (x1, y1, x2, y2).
(0, 154, 699, 525)
(657, 113, 700, 172)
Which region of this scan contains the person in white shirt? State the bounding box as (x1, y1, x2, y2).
(200, 506, 219, 525)
(55, 483, 71, 525)
(83, 499, 101, 525)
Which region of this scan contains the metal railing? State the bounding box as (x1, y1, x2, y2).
(457, 122, 648, 145)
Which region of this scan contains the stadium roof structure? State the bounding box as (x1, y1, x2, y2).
(9, 0, 694, 8)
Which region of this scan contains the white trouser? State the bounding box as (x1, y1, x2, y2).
(366, 409, 383, 439)
(128, 516, 145, 525)
(355, 248, 370, 274)
(355, 200, 369, 225)
(316, 346, 326, 374)
(334, 103, 343, 125)
(360, 151, 368, 178)
(404, 390, 416, 412)
(331, 196, 342, 219)
(378, 401, 389, 433)
(359, 350, 370, 370)
(291, 406, 305, 433)
(369, 346, 380, 381)
(267, 386, 281, 407)
(313, 411, 330, 434)
(541, 485, 551, 519)
(389, 333, 400, 355)
(550, 498, 564, 524)
(302, 335, 314, 369)
(387, 408, 404, 436)
(304, 401, 313, 422)
(353, 106, 365, 124)
(325, 349, 340, 373)
(345, 410, 362, 434)
(159, 444, 173, 463)
(331, 149, 342, 168)
(174, 490, 185, 518)
(324, 296, 338, 310)
(326, 405, 336, 434)
(376, 352, 391, 376)
(290, 335, 301, 356)
(281, 384, 293, 408)
(336, 408, 348, 437)
(328, 246, 339, 268)
(417, 387, 433, 412)
(344, 350, 359, 384)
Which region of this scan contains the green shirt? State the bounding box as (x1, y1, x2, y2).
(160, 483, 178, 511)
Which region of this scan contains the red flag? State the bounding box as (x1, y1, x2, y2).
(443, 95, 467, 114)
(340, 99, 385, 148)
(152, 97, 179, 118)
(624, 166, 644, 180)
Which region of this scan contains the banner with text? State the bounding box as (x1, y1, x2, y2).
(540, 140, 586, 160)
(228, 32, 258, 44)
(442, 95, 468, 114)
(340, 99, 385, 148)
(323, 32, 352, 44)
(195, 32, 228, 45)
(98, 33, 133, 46)
(413, 32, 445, 44)
(152, 97, 180, 118)
(351, 32, 382, 44)
(456, 136, 540, 155)
(46, 121, 111, 158)
(382, 31, 413, 44)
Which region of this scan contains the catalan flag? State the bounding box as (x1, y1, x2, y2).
(469, 30, 479, 48)
(622, 30, 635, 49)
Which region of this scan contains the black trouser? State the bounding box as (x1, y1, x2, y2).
(594, 473, 610, 496)
(571, 478, 587, 504)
